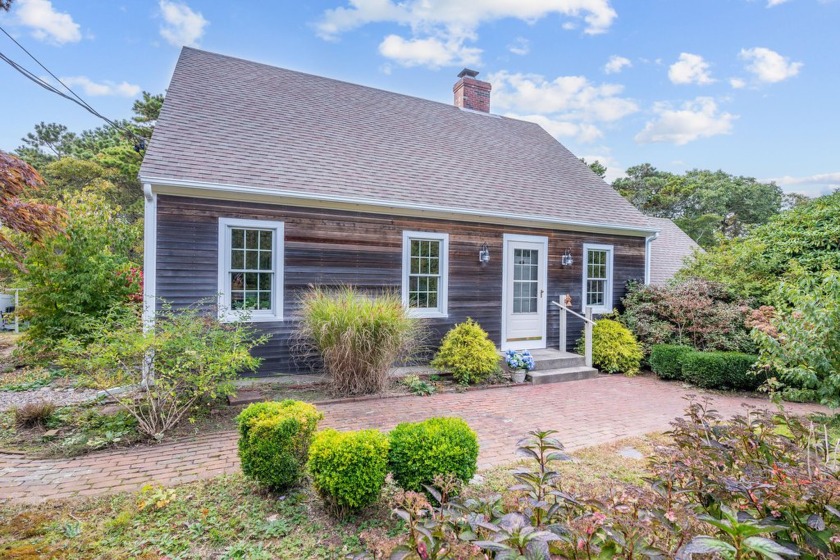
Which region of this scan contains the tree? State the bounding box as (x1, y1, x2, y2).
(580, 158, 607, 179)
(0, 151, 65, 269)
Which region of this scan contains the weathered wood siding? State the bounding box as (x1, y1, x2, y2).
(155, 195, 645, 375)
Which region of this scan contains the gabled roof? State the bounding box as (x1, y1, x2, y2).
(140, 48, 654, 234)
(648, 218, 702, 285)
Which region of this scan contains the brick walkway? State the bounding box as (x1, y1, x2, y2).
(0, 376, 826, 504)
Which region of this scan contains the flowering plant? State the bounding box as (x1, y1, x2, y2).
(504, 350, 535, 372)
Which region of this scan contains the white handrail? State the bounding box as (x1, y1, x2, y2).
(551, 300, 595, 368)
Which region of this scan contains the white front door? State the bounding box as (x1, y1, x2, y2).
(502, 234, 548, 350)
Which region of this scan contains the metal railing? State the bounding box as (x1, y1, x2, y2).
(551, 300, 595, 368)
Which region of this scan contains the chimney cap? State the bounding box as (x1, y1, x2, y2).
(457, 68, 480, 79)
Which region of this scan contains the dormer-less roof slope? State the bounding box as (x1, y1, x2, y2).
(647, 217, 703, 285)
(140, 48, 654, 234)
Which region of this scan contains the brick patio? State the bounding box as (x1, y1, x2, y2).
(0, 375, 826, 504)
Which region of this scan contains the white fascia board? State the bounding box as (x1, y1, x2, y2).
(140, 176, 661, 238)
(142, 183, 157, 331)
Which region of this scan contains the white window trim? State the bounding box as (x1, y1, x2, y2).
(401, 231, 449, 319)
(581, 243, 614, 314)
(217, 217, 285, 322)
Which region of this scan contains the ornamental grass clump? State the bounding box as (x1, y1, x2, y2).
(297, 286, 424, 396)
(308, 428, 390, 515)
(388, 417, 478, 492)
(237, 400, 323, 491)
(431, 318, 500, 384)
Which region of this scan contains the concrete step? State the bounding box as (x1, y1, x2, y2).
(527, 366, 600, 385)
(501, 348, 587, 371)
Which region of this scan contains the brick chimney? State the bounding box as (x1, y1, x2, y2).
(453, 68, 491, 113)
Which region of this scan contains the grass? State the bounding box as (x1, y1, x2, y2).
(0, 435, 658, 559)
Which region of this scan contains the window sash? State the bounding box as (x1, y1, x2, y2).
(583, 245, 612, 311)
(402, 231, 448, 317)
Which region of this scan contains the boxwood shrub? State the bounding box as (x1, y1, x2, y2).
(577, 318, 643, 376)
(389, 417, 479, 492)
(649, 344, 694, 380)
(431, 318, 500, 384)
(237, 400, 322, 491)
(308, 428, 389, 513)
(680, 351, 762, 390)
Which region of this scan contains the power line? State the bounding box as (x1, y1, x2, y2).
(0, 25, 146, 150)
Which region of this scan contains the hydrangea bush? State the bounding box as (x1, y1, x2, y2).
(504, 350, 535, 372)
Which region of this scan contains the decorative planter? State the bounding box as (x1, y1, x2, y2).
(511, 370, 527, 383)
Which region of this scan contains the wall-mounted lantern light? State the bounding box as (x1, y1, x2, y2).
(479, 243, 490, 265)
(561, 248, 574, 267)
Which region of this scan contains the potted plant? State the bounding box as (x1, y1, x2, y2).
(504, 350, 535, 383)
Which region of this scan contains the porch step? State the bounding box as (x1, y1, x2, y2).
(527, 365, 600, 385)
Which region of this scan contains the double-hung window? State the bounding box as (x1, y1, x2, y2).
(218, 218, 284, 322)
(402, 231, 449, 318)
(582, 243, 613, 314)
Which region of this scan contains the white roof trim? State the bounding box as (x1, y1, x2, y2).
(141, 176, 660, 237)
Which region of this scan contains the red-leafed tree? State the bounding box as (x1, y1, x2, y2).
(0, 151, 65, 268)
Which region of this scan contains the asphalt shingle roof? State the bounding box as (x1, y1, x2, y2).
(140, 48, 653, 232)
(648, 217, 702, 285)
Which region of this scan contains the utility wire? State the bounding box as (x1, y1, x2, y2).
(0, 24, 146, 150)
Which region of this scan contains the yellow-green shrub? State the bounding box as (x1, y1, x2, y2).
(237, 400, 322, 491)
(578, 318, 643, 376)
(388, 417, 478, 492)
(308, 428, 389, 513)
(431, 318, 500, 384)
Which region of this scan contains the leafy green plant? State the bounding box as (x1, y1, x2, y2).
(680, 350, 762, 390)
(389, 417, 479, 492)
(431, 318, 500, 384)
(681, 506, 798, 559)
(577, 318, 643, 375)
(751, 270, 840, 407)
(649, 344, 694, 380)
(308, 428, 389, 514)
(510, 430, 570, 526)
(401, 374, 436, 396)
(297, 286, 424, 396)
(0, 367, 62, 391)
(237, 400, 322, 491)
(61, 303, 266, 440)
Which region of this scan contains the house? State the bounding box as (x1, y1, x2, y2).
(139, 48, 659, 374)
(646, 217, 702, 286)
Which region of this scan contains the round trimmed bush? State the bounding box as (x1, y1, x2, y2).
(649, 344, 694, 380)
(431, 318, 500, 384)
(308, 428, 389, 513)
(680, 351, 761, 390)
(388, 417, 479, 492)
(237, 400, 323, 490)
(577, 319, 643, 376)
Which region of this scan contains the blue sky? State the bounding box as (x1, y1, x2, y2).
(1, 0, 838, 196)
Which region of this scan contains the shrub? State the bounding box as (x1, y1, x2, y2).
(680, 351, 761, 390)
(62, 303, 267, 440)
(388, 417, 478, 492)
(620, 279, 755, 356)
(297, 286, 423, 396)
(649, 344, 693, 380)
(237, 400, 323, 491)
(577, 319, 643, 375)
(13, 401, 55, 429)
(308, 428, 389, 513)
(431, 318, 500, 384)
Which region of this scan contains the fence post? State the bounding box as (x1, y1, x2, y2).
(559, 306, 567, 352)
(584, 306, 593, 368)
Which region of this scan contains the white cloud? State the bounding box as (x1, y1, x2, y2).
(379, 34, 480, 68)
(158, 0, 208, 47)
(604, 55, 631, 74)
(490, 71, 638, 143)
(739, 47, 802, 83)
(766, 0, 791, 6)
(317, 0, 617, 68)
(729, 77, 746, 89)
(668, 53, 714, 85)
(579, 151, 624, 182)
(635, 97, 737, 145)
(14, 0, 81, 44)
(508, 37, 530, 56)
(60, 76, 141, 97)
(767, 172, 840, 196)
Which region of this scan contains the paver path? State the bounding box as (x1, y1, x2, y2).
(0, 376, 826, 504)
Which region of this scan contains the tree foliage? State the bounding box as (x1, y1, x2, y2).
(681, 190, 840, 302)
(612, 164, 784, 247)
(580, 158, 607, 179)
(0, 151, 65, 268)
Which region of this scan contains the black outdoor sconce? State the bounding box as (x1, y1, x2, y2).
(561, 248, 574, 267)
(479, 243, 490, 265)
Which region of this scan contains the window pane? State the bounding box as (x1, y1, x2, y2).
(231, 273, 244, 291)
(258, 291, 271, 310)
(245, 251, 258, 270)
(259, 251, 271, 270)
(231, 291, 244, 309)
(231, 250, 244, 269)
(245, 230, 258, 249)
(258, 273, 272, 291)
(245, 273, 258, 290)
(259, 230, 272, 251)
(232, 229, 244, 249)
